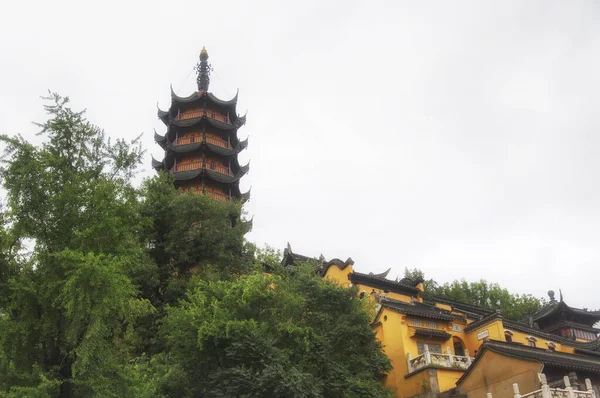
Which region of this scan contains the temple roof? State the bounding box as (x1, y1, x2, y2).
(530, 292, 600, 327)
(457, 340, 600, 387)
(281, 243, 354, 276)
(413, 328, 452, 341)
(380, 298, 465, 322)
(431, 297, 495, 320)
(349, 272, 421, 296)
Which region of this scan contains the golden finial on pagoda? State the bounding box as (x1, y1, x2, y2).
(200, 46, 208, 55)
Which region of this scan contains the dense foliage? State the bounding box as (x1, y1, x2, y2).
(0, 95, 392, 397)
(404, 268, 545, 321)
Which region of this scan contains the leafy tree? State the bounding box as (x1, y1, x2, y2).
(157, 261, 393, 398)
(0, 93, 152, 397)
(403, 269, 544, 320)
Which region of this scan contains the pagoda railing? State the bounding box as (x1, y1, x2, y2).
(205, 135, 231, 149)
(407, 346, 473, 374)
(175, 134, 231, 149)
(175, 161, 232, 176)
(178, 187, 231, 201)
(176, 109, 230, 124)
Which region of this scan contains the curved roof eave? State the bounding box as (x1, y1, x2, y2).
(170, 116, 237, 130)
(151, 156, 164, 170)
(157, 103, 170, 125)
(207, 89, 238, 107)
(241, 187, 251, 203)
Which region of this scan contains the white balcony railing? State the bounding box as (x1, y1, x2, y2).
(407, 345, 474, 373)
(498, 374, 597, 398)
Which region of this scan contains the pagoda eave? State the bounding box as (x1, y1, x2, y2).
(169, 116, 237, 131)
(170, 86, 238, 109)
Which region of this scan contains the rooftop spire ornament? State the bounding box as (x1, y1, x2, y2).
(196, 46, 211, 92)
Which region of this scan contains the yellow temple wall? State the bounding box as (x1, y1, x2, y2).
(464, 319, 504, 354)
(322, 264, 352, 287)
(457, 351, 541, 397)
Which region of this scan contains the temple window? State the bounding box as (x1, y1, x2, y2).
(411, 319, 423, 327)
(527, 336, 537, 347)
(504, 330, 514, 343)
(546, 342, 557, 351)
(417, 341, 442, 355)
(426, 321, 438, 329)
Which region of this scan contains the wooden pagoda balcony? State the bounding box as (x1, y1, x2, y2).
(176, 109, 230, 124)
(178, 187, 231, 201)
(175, 134, 231, 149)
(175, 161, 232, 176)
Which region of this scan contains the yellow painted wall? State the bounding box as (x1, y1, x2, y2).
(377, 309, 410, 396)
(457, 351, 541, 397)
(437, 369, 464, 393)
(464, 319, 504, 355)
(402, 369, 432, 397)
(505, 328, 573, 353)
(323, 264, 353, 287)
(354, 284, 414, 303)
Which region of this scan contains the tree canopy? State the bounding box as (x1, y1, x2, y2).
(0, 94, 392, 397)
(404, 268, 545, 321)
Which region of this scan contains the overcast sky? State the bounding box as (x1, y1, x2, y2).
(1, 0, 599, 309)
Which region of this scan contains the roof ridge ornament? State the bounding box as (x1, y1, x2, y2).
(196, 46, 212, 92)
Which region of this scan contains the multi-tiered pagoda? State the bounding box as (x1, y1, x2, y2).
(152, 48, 249, 202)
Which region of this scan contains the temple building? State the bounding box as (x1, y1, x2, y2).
(283, 244, 600, 398)
(152, 48, 250, 202)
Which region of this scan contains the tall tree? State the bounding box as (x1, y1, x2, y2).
(0, 94, 151, 397)
(156, 260, 393, 398)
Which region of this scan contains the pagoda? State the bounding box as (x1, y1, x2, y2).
(152, 48, 250, 202)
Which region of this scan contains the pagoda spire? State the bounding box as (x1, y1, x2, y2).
(196, 46, 211, 92)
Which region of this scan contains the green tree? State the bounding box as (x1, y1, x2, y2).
(403, 269, 545, 321)
(0, 93, 152, 397)
(157, 261, 393, 398)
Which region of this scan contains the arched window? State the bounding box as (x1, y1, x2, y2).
(546, 341, 557, 351)
(504, 330, 514, 343)
(527, 336, 537, 348)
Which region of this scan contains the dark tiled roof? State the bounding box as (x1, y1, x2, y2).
(464, 311, 503, 333)
(151, 156, 164, 170)
(171, 168, 245, 184)
(170, 116, 237, 131)
(157, 105, 169, 126)
(456, 340, 600, 387)
(281, 244, 354, 276)
(413, 328, 452, 340)
(544, 321, 600, 334)
(349, 272, 420, 296)
(382, 299, 465, 322)
(170, 86, 238, 108)
(531, 300, 600, 325)
(433, 297, 494, 319)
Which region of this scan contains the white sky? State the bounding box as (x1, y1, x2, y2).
(1, 0, 599, 310)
